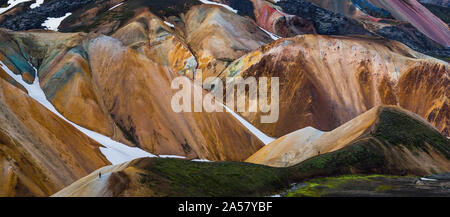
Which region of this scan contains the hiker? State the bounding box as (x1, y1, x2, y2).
(318, 151, 320, 156)
(99, 172, 102, 179)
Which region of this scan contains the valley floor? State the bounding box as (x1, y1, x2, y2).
(279, 174, 450, 197)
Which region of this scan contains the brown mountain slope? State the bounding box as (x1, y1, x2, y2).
(53, 106, 450, 197)
(0, 25, 264, 161)
(247, 106, 449, 168)
(219, 34, 449, 137)
(0, 77, 109, 197)
(184, 4, 273, 79)
(87, 35, 263, 160)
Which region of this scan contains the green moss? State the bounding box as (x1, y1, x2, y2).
(373, 109, 450, 158)
(294, 139, 387, 178)
(286, 175, 397, 197)
(375, 185, 392, 192)
(136, 158, 292, 197)
(0, 0, 7, 8)
(129, 108, 448, 197)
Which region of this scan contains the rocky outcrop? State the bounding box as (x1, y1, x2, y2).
(53, 107, 450, 196)
(369, 0, 450, 47)
(0, 75, 109, 197)
(247, 106, 450, 169)
(0, 17, 265, 161)
(86, 35, 263, 161)
(419, 0, 450, 7)
(420, 3, 450, 25)
(220, 35, 449, 137)
(0, 0, 96, 31)
(278, 0, 450, 59)
(184, 4, 272, 78)
(302, 0, 450, 47)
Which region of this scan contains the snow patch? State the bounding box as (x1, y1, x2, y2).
(420, 177, 438, 181)
(259, 27, 281, 40)
(41, 12, 72, 31)
(159, 155, 186, 159)
(108, 2, 123, 11)
(164, 21, 175, 28)
(0, 60, 156, 165)
(191, 159, 212, 162)
(198, 0, 238, 13)
(220, 103, 275, 145)
(0, 0, 32, 15)
(30, 0, 43, 9)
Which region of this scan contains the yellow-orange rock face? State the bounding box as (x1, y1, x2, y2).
(247, 106, 450, 171)
(221, 35, 449, 137)
(0, 78, 108, 197)
(185, 5, 272, 79)
(87, 36, 263, 161)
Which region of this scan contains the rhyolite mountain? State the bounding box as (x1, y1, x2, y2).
(0, 0, 449, 197)
(54, 106, 449, 197)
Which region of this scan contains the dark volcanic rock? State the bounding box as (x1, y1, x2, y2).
(0, 0, 8, 8)
(221, 0, 256, 20)
(278, 0, 449, 60)
(418, 0, 450, 8)
(426, 172, 450, 181)
(276, 0, 372, 36)
(351, 0, 394, 19)
(377, 23, 450, 58)
(0, 0, 95, 30)
(420, 3, 450, 24)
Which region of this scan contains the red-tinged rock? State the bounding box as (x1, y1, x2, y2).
(0, 78, 109, 196)
(247, 106, 450, 171)
(220, 34, 449, 137)
(184, 4, 272, 79)
(87, 36, 263, 161)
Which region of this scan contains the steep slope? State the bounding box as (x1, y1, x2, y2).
(248, 106, 450, 169)
(0, 71, 109, 197)
(219, 34, 449, 137)
(277, 0, 449, 58)
(184, 4, 273, 79)
(0, 22, 265, 161)
(247, 106, 449, 168)
(302, 0, 450, 47)
(369, 0, 450, 47)
(54, 106, 450, 197)
(215, 0, 317, 37)
(87, 35, 263, 161)
(420, 3, 450, 25)
(419, 0, 450, 7)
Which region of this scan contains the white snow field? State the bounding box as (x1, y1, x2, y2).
(0, 60, 155, 164)
(41, 12, 72, 31)
(198, 0, 238, 13)
(108, 2, 124, 11)
(221, 103, 275, 145)
(0, 0, 32, 15)
(29, 0, 43, 9)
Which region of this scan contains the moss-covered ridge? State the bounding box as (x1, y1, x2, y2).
(292, 106, 450, 179)
(92, 106, 450, 197)
(133, 158, 291, 197)
(284, 174, 450, 197)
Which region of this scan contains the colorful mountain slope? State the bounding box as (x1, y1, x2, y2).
(370, 0, 450, 47)
(53, 106, 450, 197)
(0, 71, 109, 196)
(0, 15, 265, 161)
(246, 106, 449, 168)
(220, 34, 449, 137)
(277, 0, 450, 58)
